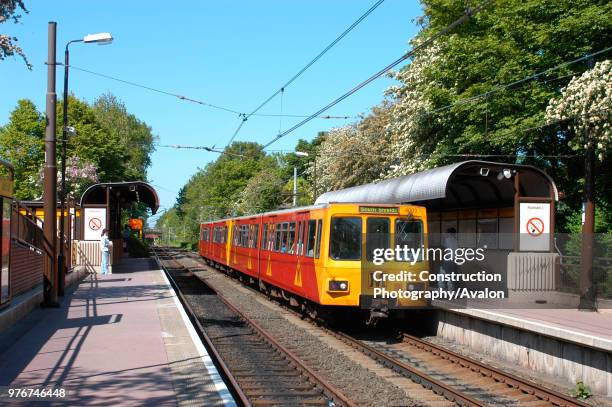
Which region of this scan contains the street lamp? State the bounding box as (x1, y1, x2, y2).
(59, 32, 113, 296)
(295, 151, 317, 201)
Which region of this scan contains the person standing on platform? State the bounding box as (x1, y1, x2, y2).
(100, 228, 111, 275)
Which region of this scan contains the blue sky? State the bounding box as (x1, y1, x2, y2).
(0, 1, 423, 224)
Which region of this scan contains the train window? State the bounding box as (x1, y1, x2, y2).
(330, 217, 361, 260)
(305, 220, 316, 257)
(297, 221, 304, 255)
(232, 226, 238, 246)
(251, 224, 259, 248)
(279, 222, 289, 253)
(395, 219, 424, 262)
(222, 227, 227, 244)
(366, 218, 390, 261)
(315, 219, 322, 259)
(268, 224, 276, 251)
(287, 222, 296, 254)
(273, 223, 281, 252)
(262, 224, 268, 250)
(241, 225, 249, 247)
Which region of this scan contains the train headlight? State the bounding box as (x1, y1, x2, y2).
(328, 280, 349, 292)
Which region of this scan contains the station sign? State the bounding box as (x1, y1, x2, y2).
(359, 206, 399, 215)
(84, 207, 106, 241)
(519, 202, 550, 251)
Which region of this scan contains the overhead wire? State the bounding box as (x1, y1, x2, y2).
(65, 64, 355, 119)
(261, 0, 494, 149)
(225, 0, 386, 147)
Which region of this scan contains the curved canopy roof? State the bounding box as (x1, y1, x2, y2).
(80, 181, 160, 214)
(315, 161, 557, 210)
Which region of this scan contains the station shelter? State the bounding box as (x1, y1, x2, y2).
(76, 182, 159, 272)
(315, 160, 563, 303)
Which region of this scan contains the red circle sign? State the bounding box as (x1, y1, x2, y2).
(526, 217, 544, 236)
(89, 217, 102, 231)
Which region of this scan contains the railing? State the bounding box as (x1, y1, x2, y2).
(12, 202, 45, 254)
(558, 255, 612, 299)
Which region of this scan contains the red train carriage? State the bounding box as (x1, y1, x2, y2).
(200, 203, 429, 319)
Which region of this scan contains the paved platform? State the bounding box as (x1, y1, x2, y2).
(433, 303, 612, 396)
(0, 258, 234, 406)
(437, 304, 612, 352)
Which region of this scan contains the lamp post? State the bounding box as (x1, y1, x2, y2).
(43, 21, 59, 307)
(295, 151, 316, 201)
(59, 32, 113, 296)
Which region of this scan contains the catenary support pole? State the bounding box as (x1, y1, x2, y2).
(293, 167, 297, 207)
(43, 21, 59, 307)
(579, 127, 596, 311)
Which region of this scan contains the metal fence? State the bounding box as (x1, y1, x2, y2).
(12, 202, 45, 253)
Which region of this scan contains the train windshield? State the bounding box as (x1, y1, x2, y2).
(395, 219, 424, 262)
(330, 217, 362, 260)
(366, 217, 389, 261)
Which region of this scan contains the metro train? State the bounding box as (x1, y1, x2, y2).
(199, 202, 429, 322)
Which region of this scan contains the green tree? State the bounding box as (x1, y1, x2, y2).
(175, 186, 187, 218)
(0, 99, 44, 199)
(0, 0, 31, 69)
(58, 95, 127, 182)
(236, 166, 285, 214)
(93, 94, 156, 180)
(1, 95, 155, 201)
(157, 142, 286, 242)
(386, 0, 612, 231)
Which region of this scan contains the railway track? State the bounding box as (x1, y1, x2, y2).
(333, 330, 587, 407)
(153, 247, 356, 407)
(162, 247, 588, 407)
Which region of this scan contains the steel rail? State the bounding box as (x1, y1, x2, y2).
(401, 333, 588, 407)
(187, 249, 591, 407)
(328, 329, 486, 406)
(186, 250, 483, 406)
(156, 247, 357, 407)
(152, 248, 251, 407)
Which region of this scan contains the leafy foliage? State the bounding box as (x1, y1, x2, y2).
(156, 140, 321, 243)
(159, 0, 612, 241)
(0, 94, 155, 200)
(0, 99, 44, 199)
(313, 0, 612, 231)
(0, 0, 31, 69)
(93, 94, 156, 180)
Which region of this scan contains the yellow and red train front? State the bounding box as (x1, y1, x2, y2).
(199, 203, 428, 309)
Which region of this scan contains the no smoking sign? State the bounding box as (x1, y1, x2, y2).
(519, 203, 550, 251)
(89, 217, 102, 231)
(526, 217, 544, 236)
(84, 208, 107, 240)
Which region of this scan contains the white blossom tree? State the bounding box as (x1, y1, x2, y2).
(546, 59, 612, 307)
(36, 156, 99, 200)
(546, 59, 612, 159)
(313, 103, 393, 192)
(382, 42, 442, 178)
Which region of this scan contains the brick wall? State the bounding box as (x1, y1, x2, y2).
(10, 241, 43, 297)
